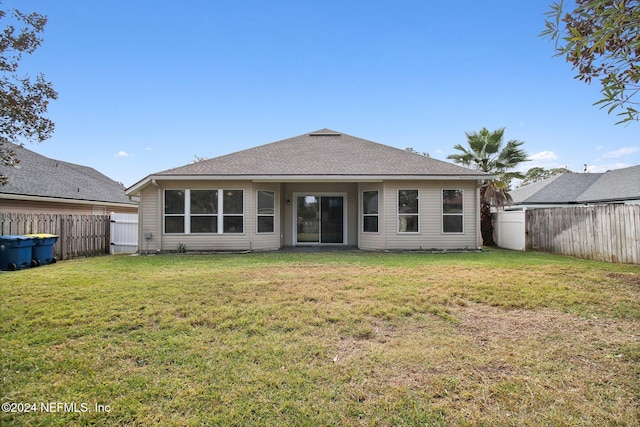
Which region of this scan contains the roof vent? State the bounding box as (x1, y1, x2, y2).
(309, 131, 341, 137)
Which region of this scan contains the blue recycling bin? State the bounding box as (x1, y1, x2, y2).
(0, 235, 37, 271)
(25, 234, 59, 266)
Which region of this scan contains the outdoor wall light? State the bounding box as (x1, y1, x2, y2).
(286, 199, 291, 205)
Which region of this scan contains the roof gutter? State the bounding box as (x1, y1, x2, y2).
(126, 173, 495, 196)
(0, 192, 137, 207)
(127, 173, 492, 191)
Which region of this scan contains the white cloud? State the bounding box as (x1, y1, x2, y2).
(602, 146, 639, 158)
(585, 162, 633, 173)
(528, 151, 558, 161)
(115, 151, 133, 158)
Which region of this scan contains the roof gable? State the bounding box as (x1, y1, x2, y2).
(1, 143, 135, 205)
(155, 129, 486, 178)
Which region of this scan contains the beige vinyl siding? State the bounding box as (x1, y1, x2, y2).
(383, 180, 480, 250)
(358, 183, 385, 250)
(136, 178, 481, 252)
(138, 185, 161, 252)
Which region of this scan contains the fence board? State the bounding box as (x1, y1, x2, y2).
(0, 213, 110, 260)
(524, 205, 640, 264)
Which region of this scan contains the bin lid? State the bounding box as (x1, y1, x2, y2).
(0, 235, 37, 240)
(25, 233, 59, 238)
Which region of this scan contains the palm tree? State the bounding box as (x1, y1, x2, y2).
(447, 127, 528, 246)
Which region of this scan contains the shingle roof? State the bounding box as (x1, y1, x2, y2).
(154, 129, 488, 178)
(576, 165, 640, 202)
(1, 143, 136, 205)
(511, 165, 640, 204)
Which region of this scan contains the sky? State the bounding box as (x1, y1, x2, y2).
(8, 0, 640, 187)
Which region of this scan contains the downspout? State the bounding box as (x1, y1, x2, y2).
(152, 179, 161, 253)
(249, 182, 253, 252)
(476, 180, 484, 250)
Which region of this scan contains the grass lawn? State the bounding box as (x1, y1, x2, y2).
(1, 249, 639, 426)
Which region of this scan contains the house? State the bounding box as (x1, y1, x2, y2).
(509, 165, 640, 208)
(125, 129, 491, 252)
(0, 143, 138, 215)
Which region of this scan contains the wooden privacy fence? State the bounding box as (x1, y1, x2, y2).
(525, 205, 640, 264)
(0, 213, 110, 261)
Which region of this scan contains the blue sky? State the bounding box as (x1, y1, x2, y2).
(11, 0, 640, 187)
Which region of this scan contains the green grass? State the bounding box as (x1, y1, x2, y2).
(1, 249, 639, 426)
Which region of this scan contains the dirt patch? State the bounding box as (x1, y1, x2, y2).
(607, 272, 640, 286)
(453, 302, 638, 349)
(452, 301, 640, 389)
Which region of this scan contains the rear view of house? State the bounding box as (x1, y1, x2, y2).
(126, 129, 490, 252)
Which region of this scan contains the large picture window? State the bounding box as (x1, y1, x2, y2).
(398, 190, 419, 233)
(190, 190, 217, 233)
(362, 190, 379, 233)
(443, 189, 463, 233)
(257, 190, 275, 233)
(164, 189, 243, 234)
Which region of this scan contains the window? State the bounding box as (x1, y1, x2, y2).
(165, 190, 185, 233)
(223, 190, 244, 233)
(443, 189, 463, 233)
(190, 190, 217, 233)
(163, 189, 244, 234)
(362, 190, 379, 233)
(257, 190, 275, 233)
(398, 190, 418, 233)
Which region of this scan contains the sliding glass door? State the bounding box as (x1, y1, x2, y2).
(295, 195, 344, 244)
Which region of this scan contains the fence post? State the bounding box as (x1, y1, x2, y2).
(105, 215, 111, 255)
(59, 216, 66, 261)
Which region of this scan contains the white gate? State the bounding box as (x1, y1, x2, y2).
(494, 209, 525, 251)
(110, 213, 139, 254)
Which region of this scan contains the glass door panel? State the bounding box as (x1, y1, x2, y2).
(296, 196, 319, 243)
(295, 195, 344, 244)
(321, 196, 344, 243)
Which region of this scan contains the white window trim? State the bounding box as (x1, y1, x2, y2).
(292, 192, 348, 246)
(256, 190, 276, 234)
(163, 189, 244, 235)
(398, 189, 419, 234)
(362, 190, 379, 234)
(190, 189, 218, 234)
(221, 189, 244, 234)
(164, 189, 187, 234)
(442, 189, 464, 234)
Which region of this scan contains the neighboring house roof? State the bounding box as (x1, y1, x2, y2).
(576, 165, 640, 203)
(511, 165, 640, 205)
(1, 143, 136, 206)
(127, 129, 491, 194)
